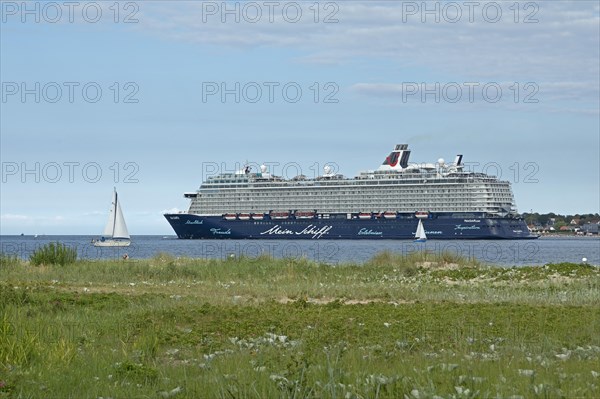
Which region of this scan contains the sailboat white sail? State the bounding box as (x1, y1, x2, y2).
(414, 219, 427, 243)
(93, 189, 131, 247)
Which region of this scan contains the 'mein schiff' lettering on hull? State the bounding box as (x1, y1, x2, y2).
(261, 224, 332, 239)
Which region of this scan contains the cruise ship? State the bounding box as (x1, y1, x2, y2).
(164, 144, 537, 239)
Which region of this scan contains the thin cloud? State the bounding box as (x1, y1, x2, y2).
(135, 1, 599, 81)
(132, 1, 599, 116)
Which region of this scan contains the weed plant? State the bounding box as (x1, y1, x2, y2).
(29, 242, 77, 266)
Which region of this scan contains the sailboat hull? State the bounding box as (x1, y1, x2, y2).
(93, 239, 131, 247)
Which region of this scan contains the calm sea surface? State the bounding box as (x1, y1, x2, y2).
(1, 235, 598, 266)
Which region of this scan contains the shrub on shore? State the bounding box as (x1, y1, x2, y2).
(29, 242, 77, 266)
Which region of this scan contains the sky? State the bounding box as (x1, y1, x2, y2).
(1, 0, 599, 235)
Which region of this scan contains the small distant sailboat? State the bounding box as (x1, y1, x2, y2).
(92, 188, 131, 247)
(414, 219, 427, 243)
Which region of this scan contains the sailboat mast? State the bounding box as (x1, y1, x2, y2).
(112, 189, 118, 238)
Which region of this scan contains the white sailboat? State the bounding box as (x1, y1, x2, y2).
(93, 188, 131, 247)
(414, 219, 427, 243)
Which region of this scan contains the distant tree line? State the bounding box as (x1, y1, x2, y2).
(522, 212, 600, 228)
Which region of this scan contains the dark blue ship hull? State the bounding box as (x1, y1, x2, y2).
(164, 213, 537, 239)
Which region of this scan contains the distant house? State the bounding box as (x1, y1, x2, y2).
(570, 219, 580, 225)
(582, 223, 599, 235)
(528, 224, 541, 232)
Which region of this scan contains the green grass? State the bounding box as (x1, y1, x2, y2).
(28, 242, 77, 266)
(1, 252, 599, 398)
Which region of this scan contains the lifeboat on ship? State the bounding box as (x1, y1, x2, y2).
(358, 212, 372, 220)
(238, 213, 251, 220)
(251, 213, 265, 220)
(224, 214, 237, 221)
(383, 211, 397, 219)
(295, 211, 315, 219)
(270, 211, 290, 220)
(415, 211, 430, 219)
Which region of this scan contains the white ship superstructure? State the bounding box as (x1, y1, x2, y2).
(187, 144, 516, 217)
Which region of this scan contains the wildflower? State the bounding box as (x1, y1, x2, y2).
(518, 369, 535, 377)
(555, 350, 571, 361)
(533, 384, 545, 395)
(157, 387, 183, 398)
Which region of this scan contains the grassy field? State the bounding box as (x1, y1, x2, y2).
(1, 251, 599, 398)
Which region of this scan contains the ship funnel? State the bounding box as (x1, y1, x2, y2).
(379, 144, 411, 170)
